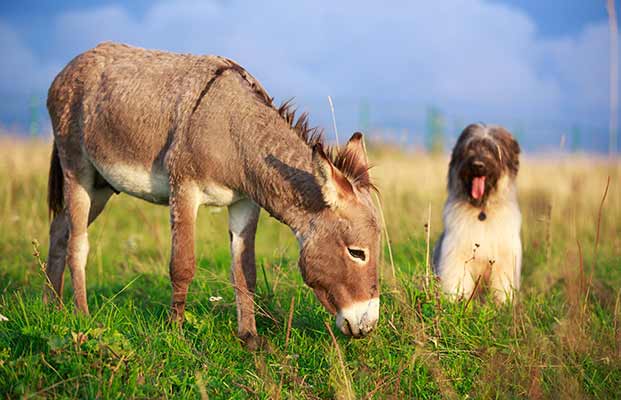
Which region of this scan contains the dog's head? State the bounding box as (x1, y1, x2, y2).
(448, 124, 520, 207)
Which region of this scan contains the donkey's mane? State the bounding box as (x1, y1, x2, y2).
(276, 99, 324, 148)
(230, 64, 375, 191)
(274, 99, 376, 191)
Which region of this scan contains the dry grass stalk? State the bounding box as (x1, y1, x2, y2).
(463, 275, 482, 311)
(284, 296, 295, 348)
(424, 202, 432, 289)
(324, 321, 354, 400)
(586, 176, 611, 303)
(374, 192, 396, 280)
(195, 371, 209, 400)
(253, 355, 280, 398)
(545, 203, 553, 265)
(414, 347, 458, 400)
(576, 239, 585, 297)
(614, 289, 621, 358)
(362, 354, 415, 400)
(327, 95, 340, 147)
(32, 239, 64, 308)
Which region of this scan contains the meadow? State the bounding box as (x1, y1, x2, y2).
(0, 137, 620, 399)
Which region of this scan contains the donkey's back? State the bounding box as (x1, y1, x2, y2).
(48, 41, 248, 144)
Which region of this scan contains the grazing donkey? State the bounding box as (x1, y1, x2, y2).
(44, 42, 381, 346)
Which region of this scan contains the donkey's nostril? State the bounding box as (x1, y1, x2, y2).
(345, 318, 364, 338)
(336, 316, 357, 337)
(343, 319, 353, 336)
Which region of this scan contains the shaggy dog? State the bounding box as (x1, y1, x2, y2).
(433, 123, 522, 303)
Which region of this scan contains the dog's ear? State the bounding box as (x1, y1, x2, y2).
(449, 124, 475, 170)
(493, 127, 520, 175)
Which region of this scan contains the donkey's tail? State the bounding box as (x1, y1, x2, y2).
(47, 141, 64, 218)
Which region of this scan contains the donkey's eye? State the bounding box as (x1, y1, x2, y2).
(347, 248, 366, 262)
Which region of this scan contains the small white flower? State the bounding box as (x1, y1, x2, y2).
(0, 313, 8, 322)
(209, 296, 223, 302)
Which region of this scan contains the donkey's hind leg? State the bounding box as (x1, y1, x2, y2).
(44, 211, 69, 304)
(44, 186, 113, 306)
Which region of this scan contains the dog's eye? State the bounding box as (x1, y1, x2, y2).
(347, 248, 366, 262)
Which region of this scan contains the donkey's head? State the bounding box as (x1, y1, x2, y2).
(298, 133, 381, 338)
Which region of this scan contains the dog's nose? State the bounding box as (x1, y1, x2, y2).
(472, 160, 486, 175)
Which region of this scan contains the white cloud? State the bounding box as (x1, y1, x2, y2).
(0, 0, 616, 149)
(537, 22, 611, 114)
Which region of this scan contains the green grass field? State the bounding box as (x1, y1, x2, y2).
(1, 138, 620, 399)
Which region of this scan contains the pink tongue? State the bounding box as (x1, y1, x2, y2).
(471, 176, 486, 200)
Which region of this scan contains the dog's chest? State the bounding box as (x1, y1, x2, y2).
(444, 205, 520, 268)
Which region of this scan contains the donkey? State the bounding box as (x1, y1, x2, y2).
(44, 42, 381, 346)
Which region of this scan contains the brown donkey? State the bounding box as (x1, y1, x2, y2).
(44, 42, 381, 345)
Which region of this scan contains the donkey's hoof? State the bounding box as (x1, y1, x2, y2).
(167, 318, 183, 330)
(240, 333, 269, 351)
(167, 313, 185, 330)
(42, 290, 63, 309)
(167, 304, 186, 327)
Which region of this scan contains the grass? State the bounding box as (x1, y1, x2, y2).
(0, 137, 620, 399)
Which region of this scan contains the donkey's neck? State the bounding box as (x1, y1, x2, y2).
(234, 111, 325, 237)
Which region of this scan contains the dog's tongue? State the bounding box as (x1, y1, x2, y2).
(471, 176, 486, 200)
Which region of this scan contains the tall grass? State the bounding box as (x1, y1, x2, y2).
(0, 137, 620, 398)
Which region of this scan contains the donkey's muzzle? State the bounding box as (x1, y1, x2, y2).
(336, 298, 379, 338)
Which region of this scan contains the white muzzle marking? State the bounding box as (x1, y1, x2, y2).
(336, 298, 379, 337)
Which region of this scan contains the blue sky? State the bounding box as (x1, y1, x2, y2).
(0, 0, 618, 151)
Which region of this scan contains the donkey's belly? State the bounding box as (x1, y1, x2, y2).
(94, 162, 171, 205)
(92, 162, 242, 207)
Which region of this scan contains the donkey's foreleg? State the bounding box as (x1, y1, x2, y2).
(228, 199, 260, 347)
(168, 186, 199, 324)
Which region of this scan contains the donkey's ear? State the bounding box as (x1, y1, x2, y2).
(344, 132, 368, 168)
(312, 143, 354, 208)
(344, 132, 370, 182)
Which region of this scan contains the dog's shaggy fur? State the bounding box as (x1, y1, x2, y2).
(433, 123, 522, 302)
